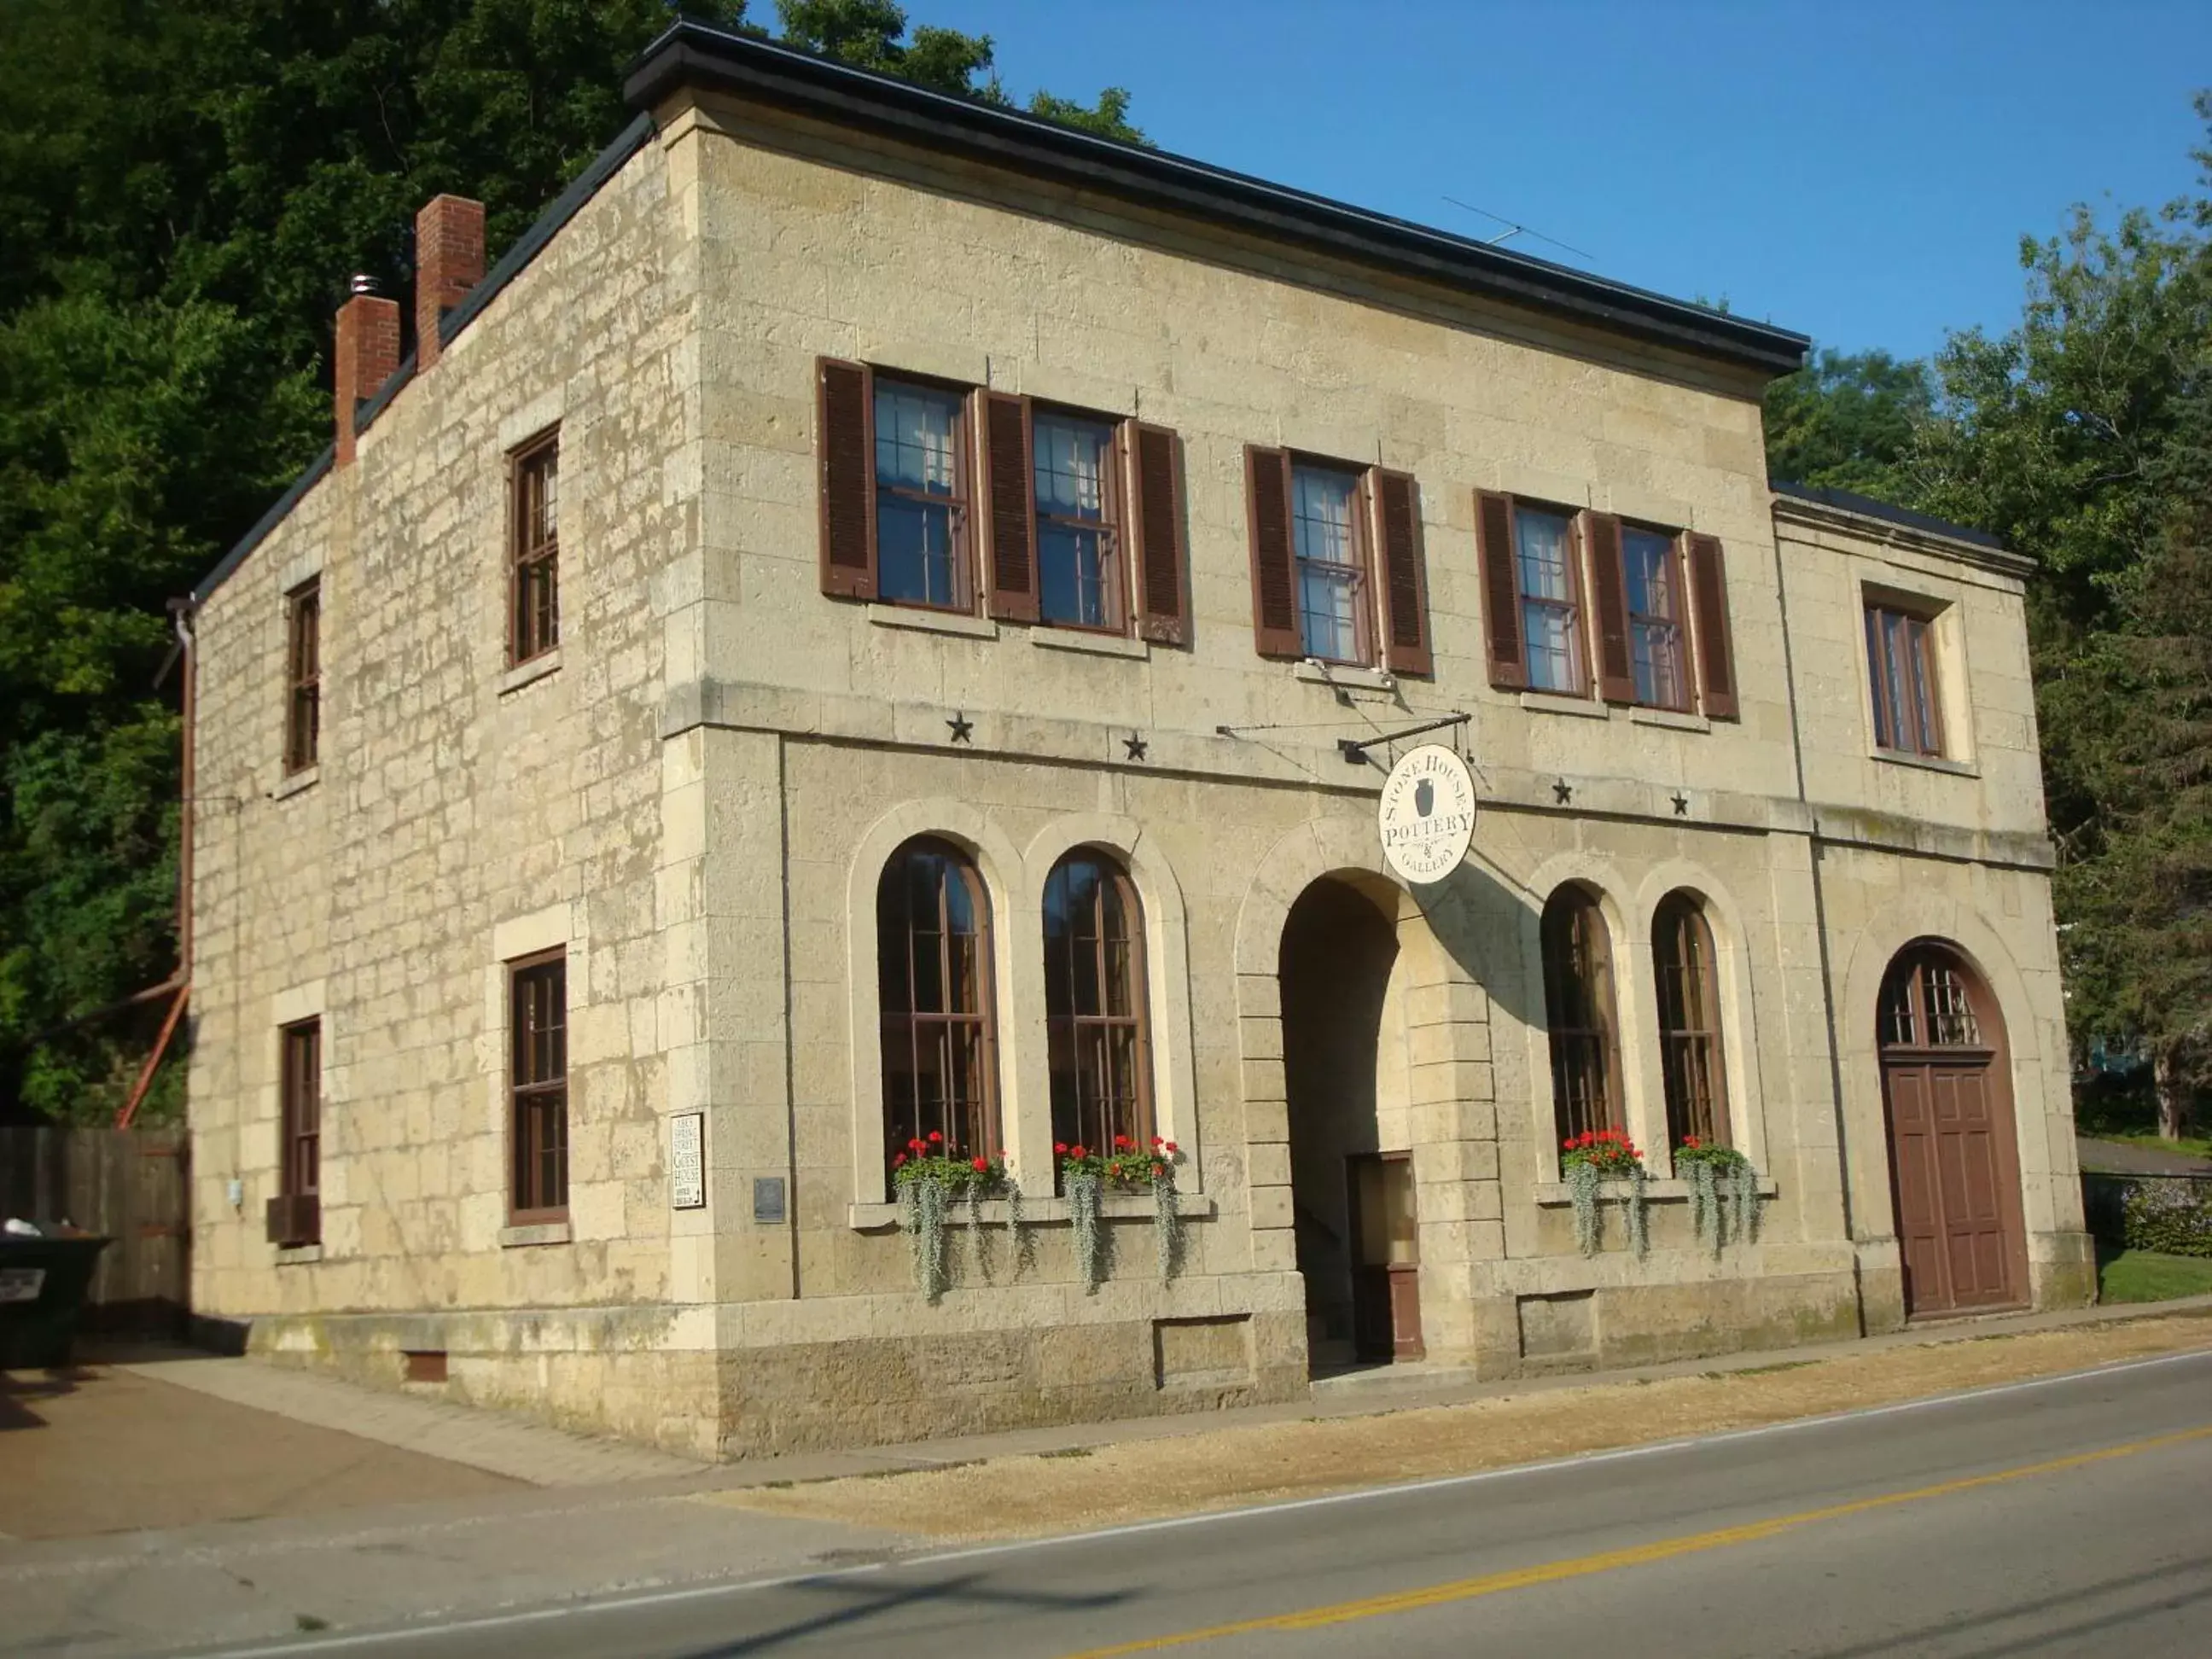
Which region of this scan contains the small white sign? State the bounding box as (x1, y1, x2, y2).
(669, 1112, 706, 1211)
(0, 1267, 45, 1305)
(1377, 743, 1476, 884)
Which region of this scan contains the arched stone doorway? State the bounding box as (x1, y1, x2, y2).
(1877, 941, 2029, 1316)
(1279, 875, 1422, 1369)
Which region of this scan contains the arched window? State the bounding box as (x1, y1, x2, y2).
(1880, 947, 1987, 1049)
(878, 837, 998, 1162)
(1542, 886, 1622, 1143)
(1044, 849, 1151, 1157)
(1653, 893, 1729, 1146)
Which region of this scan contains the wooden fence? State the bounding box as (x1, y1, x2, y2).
(0, 1126, 189, 1336)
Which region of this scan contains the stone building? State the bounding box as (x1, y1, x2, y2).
(180, 22, 2091, 1459)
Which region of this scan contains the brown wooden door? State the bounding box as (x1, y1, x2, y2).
(1883, 1053, 2019, 1315)
(1348, 1153, 1423, 1361)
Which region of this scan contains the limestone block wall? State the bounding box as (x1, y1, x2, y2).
(186, 128, 698, 1437)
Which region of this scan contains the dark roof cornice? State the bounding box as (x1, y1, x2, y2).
(624, 23, 1809, 377)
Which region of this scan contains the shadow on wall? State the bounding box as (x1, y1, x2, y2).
(1423, 853, 1547, 1033)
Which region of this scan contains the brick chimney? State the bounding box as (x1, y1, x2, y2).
(414, 195, 486, 370)
(334, 276, 400, 468)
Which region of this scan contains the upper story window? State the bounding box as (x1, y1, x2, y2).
(1653, 894, 1728, 1146)
(509, 431, 560, 665)
(282, 577, 320, 774)
(1033, 412, 1121, 630)
(874, 379, 970, 609)
(509, 951, 568, 1222)
(1476, 492, 1739, 719)
(1866, 598, 1945, 756)
(1291, 463, 1370, 664)
(1044, 849, 1151, 1161)
(1515, 504, 1585, 694)
(1244, 446, 1431, 674)
(1541, 884, 1623, 1144)
(878, 836, 998, 1164)
(817, 359, 1190, 642)
(1622, 527, 1690, 711)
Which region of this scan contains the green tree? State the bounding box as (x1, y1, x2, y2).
(0, 0, 1144, 1122)
(1761, 346, 1930, 502)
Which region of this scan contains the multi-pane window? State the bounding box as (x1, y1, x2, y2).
(278, 1019, 321, 1206)
(879, 837, 997, 1162)
(1653, 895, 1728, 1146)
(1044, 851, 1150, 1163)
(1516, 505, 1584, 693)
(1866, 601, 1945, 756)
(283, 578, 320, 774)
(510, 434, 560, 664)
(1291, 463, 1369, 663)
(1881, 950, 1985, 1048)
(875, 381, 969, 609)
(1033, 413, 1121, 630)
(509, 952, 568, 1220)
(1542, 886, 1622, 1143)
(1623, 527, 1689, 710)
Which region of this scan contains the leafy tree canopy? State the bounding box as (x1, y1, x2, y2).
(1761, 346, 1930, 501)
(0, 0, 1143, 1122)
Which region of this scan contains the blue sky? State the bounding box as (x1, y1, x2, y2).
(916, 0, 2212, 363)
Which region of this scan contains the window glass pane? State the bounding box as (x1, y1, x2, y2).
(1515, 509, 1575, 602)
(874, 385, 959, 495)
(1293, 466, 1362, 661)
(1624, 530, 1683, 707)
(1622, 530, 1675, 619)
(1039, 522, 1109, 627)
(1033, 416, 1109, 521)
(877, 496, 958, 607)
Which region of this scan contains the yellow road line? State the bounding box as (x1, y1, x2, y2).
(1054, 1423, 2212, 1657)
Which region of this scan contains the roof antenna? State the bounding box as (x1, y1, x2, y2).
(1441, 196, 1594, 264)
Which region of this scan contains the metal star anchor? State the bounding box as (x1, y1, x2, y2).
(946, 711, 973, 744)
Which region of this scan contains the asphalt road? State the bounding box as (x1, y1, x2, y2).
(188, 1348, 2212, 1659)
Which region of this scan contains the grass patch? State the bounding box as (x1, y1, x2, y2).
(2093, 1130, 2212, 1161)
(294, 1615, 330, 1633)
(1039, 1446, 1094, 1459)
(2098, 1249, 2212, 1304)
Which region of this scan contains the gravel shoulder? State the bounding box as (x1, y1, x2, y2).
(703, 1311, 2212, 1543)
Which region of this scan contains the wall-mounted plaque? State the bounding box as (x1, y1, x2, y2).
(669, 1112, 706, 1210)
(752, 1177, 787, 1225)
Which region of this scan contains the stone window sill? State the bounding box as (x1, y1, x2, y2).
(272, 1243, 323, 1266)
(867, 603, 998, 640)
(1518, 690, 1607, 720)
(1871, 747, 1979, 779)
(1534, 1177, 1779, 1204)
(272, 765, 319, 800)
(847, 1192, 1216, 1231)
(500, 649, 562, 696)
(1031, 627, 1147, 660)
(1295, 660, 1395, 692)
(1630, 706, 1711, 734)
(499, 1220, 572, 1248)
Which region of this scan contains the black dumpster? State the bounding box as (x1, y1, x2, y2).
(0, 1233, 113, 1369)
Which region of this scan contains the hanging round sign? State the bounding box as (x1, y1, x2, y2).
(1377, 743, 1476, 884)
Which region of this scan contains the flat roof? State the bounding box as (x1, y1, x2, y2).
(1771, 480, 2007, 553)
(623, 22, 1810, 377)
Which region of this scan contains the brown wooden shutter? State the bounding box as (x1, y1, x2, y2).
(1131, 422, 1187, 644)
(1245, 445, 1301, 658)
(1372, 469, 1431, 677)
(1474, 489, 1526, 690)
(817, 357, 875, 599)
(980, 390, 1038, 622)
(1685, 532, 1739, 719)
(1581, 509, 1635, 704)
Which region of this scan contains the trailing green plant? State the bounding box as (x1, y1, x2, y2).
(1057, 1133, 1188, 1289)
(1675, 1137, 1762, 1257)
(891, 1132, 1024, 1301)
(1561, 1128, 1649, 1260)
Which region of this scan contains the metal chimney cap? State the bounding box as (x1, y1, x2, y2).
(348, 273, 380, 296)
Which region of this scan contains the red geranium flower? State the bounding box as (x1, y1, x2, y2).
(1069, 1144, 1086, 1160)
(893, 1153, 906, 1167)
(972, 1156, 988, 1173)
(928, 1130, 942, 1144)
(1165, 1141, 1178, 1154)
(1054, 1142, 1068, 1155)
